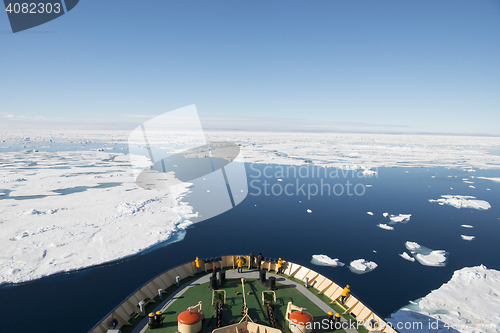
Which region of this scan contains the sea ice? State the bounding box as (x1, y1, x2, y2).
(461, 225, 473, 228)
(389, 214, 411, 223)
(383, 212, 389, 217)
(399, 252, 415, 262)
(377, 224, 394, 230)
(310, 254, 345, 267)
(405, 241, 448, 267)
(478, 176, 500, 182)
(306, 209, 312, 213)
(349, 259, 377, 274)
(429, 195, 491, 210)
(461, 235, 475, 241)
(387, 265, 500, 333)
(367, 211, 374, 215)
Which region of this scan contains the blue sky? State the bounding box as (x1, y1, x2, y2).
(1, 0, 499, 135)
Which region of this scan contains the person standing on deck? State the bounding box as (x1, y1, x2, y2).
(249, 251, 255, 269)
(236, 256, 244, 273)
(341, 285, 350, 304)
(277, 258, 284, 274)
(256, 253, 264, 271)
(195, 257, 202, 274)
(212, 265, 217, 279)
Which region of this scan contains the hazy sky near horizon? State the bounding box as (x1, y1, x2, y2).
(1, 0, 499, 135)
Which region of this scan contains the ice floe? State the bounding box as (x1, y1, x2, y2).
(461, 235, 475, 241)
(310, 254, 345, 267)
(429, 195, 491, 210)
(405, 241, 448, 267)
(478, 176, 500, 182)
(349, 259, 378, 274)
(377, 224, 394, 230)
(389, 213, 412, 223)
(367, 211, 374, 215)
(399, 252, 415, 262)
(383, 212, 389, 218)
(387, 265, 500, 333)
(461, 224, 473, 228)
(306, 209, 312, 213)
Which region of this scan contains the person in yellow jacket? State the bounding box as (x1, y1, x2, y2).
(236, 256, 244, 273)
(195, 257, 202, 274)
(277, 258, 284, 274)
(341, 285, 350, 304)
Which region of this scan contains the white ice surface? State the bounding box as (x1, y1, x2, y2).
(349, 259, 378, 274)
(310, 254, 345, 267)
(389, 213, 412, 223)
(461, 235, 475, 241)
(383, 212, 389, 218)
(400, 252, 415, 262)
(367, 211, 374, 215)
(478, 176, 500, 182)
(405, 241, 448, 267)
(461, 225, 473, 228)
(0, 149, 196, 284)
(377, 223, 394, 230)
(429, 195, 491, 210)
(387, 265, 500, 333)
(307, 209, 312, 213)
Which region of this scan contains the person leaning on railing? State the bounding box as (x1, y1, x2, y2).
(237, 256, 244, 273)
(277, 258, 284, 274)
(195, 257, 202, 274)
(341, 285, 350, 304)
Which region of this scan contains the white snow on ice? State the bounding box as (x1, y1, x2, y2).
(349, 259, 378, 274)
(383, 212, 389, 218)
(389, 213, 412, 223)
(461, 235, 475, 241)
(377, 224, 394, 230)
(461, 225, 473, 228)
(429, 195, 491, 210)
(310, 254, 345, 267)
(367, 211, 374, 215)
(399, 252, 415, 262)
(478, 176, 500, 183)
(306, 209, 312, 213)
(405, 241, 448, 267)
(387, 265, 500, 333)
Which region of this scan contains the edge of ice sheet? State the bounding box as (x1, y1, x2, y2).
(387, 265, 500, 333)
(429, 195, 491, 210)
(311, 254, 345, 267)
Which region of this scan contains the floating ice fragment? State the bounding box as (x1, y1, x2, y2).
(461, 235, 475, 241)
(311, 254, 345, 267)
(377, 224, 394, 230)
(366, 184, 372, 187)
(461, 224, 473, 228)
(389, 214, 411, 223)
(207, 190, 210, 192)
(277, 179, 282, 182)
(429, 195, 490, 210)
(400, 252, 415, 262)
(362, 169, 377, 176)
(463, 180, 474, 184)
(469, 185, 475, 188)
(383, 212, 389, 218)
(367, 211, 374, 215)
(349, 259, 377, 274)
(405, 241, 448, 267)
(306, 209, 312, 213)
(431, 176, 435, 178)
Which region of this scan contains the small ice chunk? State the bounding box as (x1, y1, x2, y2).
(277, 178, 282, 182)
(311, 254, 345, 267)
(461, 235, 475, 241)
(366, 184, 372, 187)
(367, 211, 374, 215)
(463, 180, 474, 184)
(461, 224, 473, 228)
(400, 252, 415, 262)
(377, 224, 394, 230)
(306, 209, 312, 213)
(349, 259, 378, 274)
(383, 212, 389, 218)
(478, 176, 500, 183)
(389, 214, 411, 223)
(362, 169, 377, 176)
(206, 190, 210, 192)
(469, 185, 475, 188)
(431, 176, 436, 178)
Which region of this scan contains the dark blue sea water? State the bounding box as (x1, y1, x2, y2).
(1, 163, 499, 333)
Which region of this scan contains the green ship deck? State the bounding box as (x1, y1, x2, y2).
(121, 269, 367, 333)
